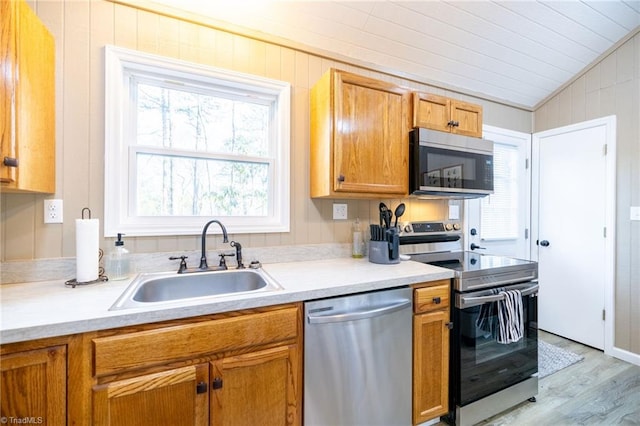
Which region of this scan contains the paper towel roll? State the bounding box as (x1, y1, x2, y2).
(76, 218, 99, 282)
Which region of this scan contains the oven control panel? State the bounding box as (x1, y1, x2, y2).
(399, 221, 462, 245)
(401, 221, 461, 234)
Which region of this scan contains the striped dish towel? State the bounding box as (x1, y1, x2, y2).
(497, 289, 524, 344)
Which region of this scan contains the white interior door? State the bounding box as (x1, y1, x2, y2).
(532, 117, 616, 351)
(465, 126, 531, 259)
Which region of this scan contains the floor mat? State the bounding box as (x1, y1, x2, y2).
(538, 340, 584, 378)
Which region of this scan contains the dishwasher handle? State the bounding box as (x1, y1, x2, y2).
(307, 299, 411, 324)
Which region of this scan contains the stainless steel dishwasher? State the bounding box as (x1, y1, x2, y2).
(304, 287, 413, 426)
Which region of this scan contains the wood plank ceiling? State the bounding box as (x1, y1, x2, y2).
(147, 0, 639, 110)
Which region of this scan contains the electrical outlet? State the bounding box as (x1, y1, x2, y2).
(44, 199, 63, 224)
(333, 203, 348, 220)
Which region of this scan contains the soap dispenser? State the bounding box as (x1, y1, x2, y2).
(107, 233, 131, 280)
(352, 218, 364, 258)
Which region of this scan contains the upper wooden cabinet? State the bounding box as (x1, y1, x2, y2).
(1, 0, 55, 193)
(310, 69, 411, 198)
(413, 93, 483, 138)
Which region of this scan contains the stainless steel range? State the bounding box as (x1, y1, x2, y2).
(400, 221, 539, 426)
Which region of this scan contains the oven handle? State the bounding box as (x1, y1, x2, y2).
(457, 283, 539, 309)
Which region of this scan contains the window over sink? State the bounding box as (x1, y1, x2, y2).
(104, 45, 290, 236)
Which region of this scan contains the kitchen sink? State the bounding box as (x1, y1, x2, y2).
(109, 268, 283, 310)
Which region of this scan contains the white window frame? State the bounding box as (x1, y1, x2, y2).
(104, 45, 290, 237)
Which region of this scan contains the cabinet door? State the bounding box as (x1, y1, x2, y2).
(333, 71, 409, 196)
(93, 364, 209, 426)
(0, 0, 17, 185)
(0, 0, 55, 193)
(211, 345, 300, 426)
(450, 100, 483, 138)
(0, 345, 66, 424)
(412, 93, 451, 132)
(413, 310, 450, 424)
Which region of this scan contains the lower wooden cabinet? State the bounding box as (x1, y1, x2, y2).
(413, 281, 451, 425)
(0, 345, 67, 424)
(93, 364, 209, 426)
(211, 345, 298, 426)
(91, 304, 302, 426)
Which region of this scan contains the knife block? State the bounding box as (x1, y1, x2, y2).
(368, 240, 400, 264)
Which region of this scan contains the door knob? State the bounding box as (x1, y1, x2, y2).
(538, 240, 550, 247)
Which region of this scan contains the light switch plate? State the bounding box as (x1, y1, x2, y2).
(631, 206, 640, 221)
(44, 199, 63, 224)
(333, 203, 348, 220)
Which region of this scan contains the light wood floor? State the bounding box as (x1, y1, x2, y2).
(448, 330, 640, 425)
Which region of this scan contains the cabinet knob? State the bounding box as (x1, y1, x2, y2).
(337, 174, 345, 183)
(196, 382, 208, 394)
(3, 157, 18, 168)
(447, 120, 460, 128)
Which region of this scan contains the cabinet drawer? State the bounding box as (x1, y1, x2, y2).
(93, 306, 299, 377)
(414, 284, 450, 313)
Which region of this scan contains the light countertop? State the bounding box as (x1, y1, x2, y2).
(0, 257, 453, 344)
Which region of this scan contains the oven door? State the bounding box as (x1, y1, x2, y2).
(452, 282, 538, 406)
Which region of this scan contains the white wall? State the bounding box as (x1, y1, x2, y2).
(534, 31, 640, 356)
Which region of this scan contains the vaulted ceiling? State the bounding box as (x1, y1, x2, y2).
(147, 0, 639, 110)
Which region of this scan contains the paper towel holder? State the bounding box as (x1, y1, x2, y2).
(65, 248, 108, 288)
(66, 207, 108, 288)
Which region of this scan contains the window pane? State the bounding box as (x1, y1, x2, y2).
(136, 82, 270, 156)
(136, 153, 269, 217)
(481, 143, 519, 240)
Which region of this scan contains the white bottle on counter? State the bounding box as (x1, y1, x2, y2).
(352, 218, 364, 258)
(107, 233, 131, 280)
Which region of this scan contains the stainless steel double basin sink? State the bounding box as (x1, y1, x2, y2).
(110, 268, 283, 310)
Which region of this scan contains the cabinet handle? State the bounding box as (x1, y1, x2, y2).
(3, 157, 18, 168)
(432, 297, 441, 304)
(446, 322, 454, 330)
(212, 377, 223, 390)
(196, 381, 208, 394)
(447, 120, 460, 128)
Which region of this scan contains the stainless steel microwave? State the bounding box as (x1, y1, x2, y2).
(409, 128, 494, 198)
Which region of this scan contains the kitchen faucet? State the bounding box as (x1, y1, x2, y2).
(199, 219, 229, 270)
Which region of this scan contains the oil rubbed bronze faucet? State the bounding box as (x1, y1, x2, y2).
(199, 219, 229, 270)
(169, 219, 240, 273)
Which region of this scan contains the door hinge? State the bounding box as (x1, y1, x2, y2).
(602, 309, 606, 321)
(603, 144, 608, 156)
(525, 158, 529, 169)
(525, 228, 529, 239)
(212, 377, 223, 390)
(604, 227, 607, 238)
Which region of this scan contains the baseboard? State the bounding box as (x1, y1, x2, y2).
(610, 346, 640, 367)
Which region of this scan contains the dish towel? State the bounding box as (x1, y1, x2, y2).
(496, 289, 524, 344)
